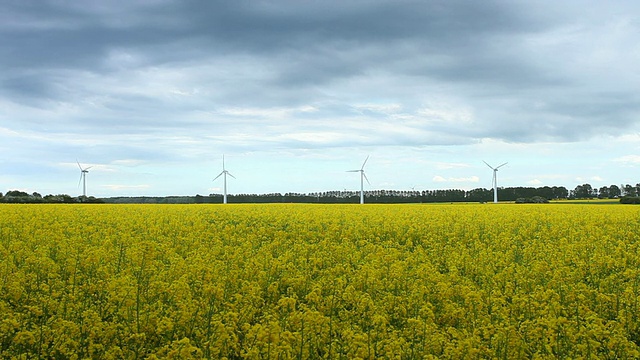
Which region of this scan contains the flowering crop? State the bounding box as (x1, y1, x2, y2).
(1, 203, 640, 359)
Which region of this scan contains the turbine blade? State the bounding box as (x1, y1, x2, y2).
(78, 173, 83, 188)
(77, 160, 83, 171)
(227, 172, 236, 179)
(363, 172, 370, 185)
(361, 155, 369, 170)
(483, 160, 494, 170)
(213, 172, 224, 181)
(222, 154, 225, 171)
(496, 162, 508, 169)
(346, 170, 360, 172)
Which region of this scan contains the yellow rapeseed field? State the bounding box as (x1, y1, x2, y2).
(1, 203, 640, 359)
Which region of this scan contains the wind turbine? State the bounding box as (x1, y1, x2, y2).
(483, 161, 507, 203)
(213, 155, 235, 204)
(347, 155, 370, 204)
(77, 161, 93, 198)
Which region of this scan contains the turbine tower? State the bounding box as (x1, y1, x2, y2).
(347, 155, 370, 204)
(77, 161, 93, 198)
(213, 155, 235, 204)
(483, 161, 507, 203)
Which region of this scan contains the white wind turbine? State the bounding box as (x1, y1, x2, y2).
(347, 155, 370, 204)
(77, 161, 93, 198)
(483, 161, 507, 203)
(213, 155, 235, 204)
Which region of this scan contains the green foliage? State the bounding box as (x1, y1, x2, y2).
(1, 191, 103, 204)
(620, 196, 640, 204)
(515, 196, 549, 203)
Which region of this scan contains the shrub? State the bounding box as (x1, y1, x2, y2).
(620, 196, 640, 204)
(515, 196, 549, 204)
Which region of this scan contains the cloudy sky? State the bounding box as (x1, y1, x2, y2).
(2, 0, 639, 197)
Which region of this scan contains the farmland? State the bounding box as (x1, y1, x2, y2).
(1, 204, 640, 359)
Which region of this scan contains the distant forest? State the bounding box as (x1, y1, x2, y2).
(3, 183, 640, 204)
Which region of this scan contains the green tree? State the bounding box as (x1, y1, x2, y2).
(572, 184, 594, 199)
(624, 184, 636, 197)
(6, 190, 29, 197)
(609, 185, 622, 198)
(553, 186, 569, 199)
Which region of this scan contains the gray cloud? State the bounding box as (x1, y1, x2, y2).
(1, 0, 639, 150)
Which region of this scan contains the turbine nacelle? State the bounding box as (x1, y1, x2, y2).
(483, 161, 507, 171)
(213, 169, 236, 181)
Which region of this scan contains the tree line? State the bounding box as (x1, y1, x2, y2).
(2, 183, 639, 204)
(104, 184, 638, 204)
(0, 190, 103, 204)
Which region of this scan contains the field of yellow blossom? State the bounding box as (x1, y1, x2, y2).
(1, 203, 640, 359)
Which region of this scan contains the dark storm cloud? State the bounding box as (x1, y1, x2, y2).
(1, 0, 639, 146)
(1, 1, 539, 72)
(175, 0, 550, 88)
(2, 73, 57, 101)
